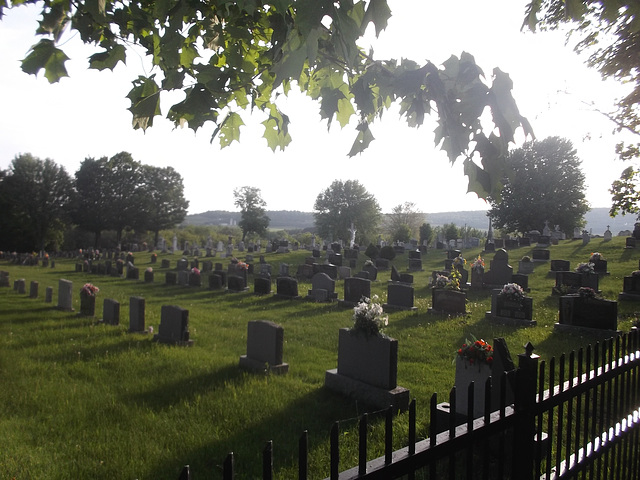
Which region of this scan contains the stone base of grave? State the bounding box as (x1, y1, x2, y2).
(485, 312, 537, 327)
(153, 334, 194, 346)
(433, 402, 470, 434)
(273, 293, 301, 300)
(337, 299, 359, 308)
(55, 306, 75, 312)
(324, 368, 409, 411)
(427, 307, 466, 316)
(226, 287, 249, 293)
(239, 355, 289, 375)
(553, 323, 622, 336)
(618, 292, 640, 301)
(383, 303, 417, 311)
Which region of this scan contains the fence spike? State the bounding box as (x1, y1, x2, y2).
(263, 440, 273, 480)
(359, 413, 368, 475)
(330, 421, 339, 480)
(409, 399, 416, 455)
(223, 453, 234, 480)
(299, 431, 308, 480)
(385, 406, 393, 465)
(177, 465, 190, 480)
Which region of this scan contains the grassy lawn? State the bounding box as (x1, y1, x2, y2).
(0, 237, 639, 479)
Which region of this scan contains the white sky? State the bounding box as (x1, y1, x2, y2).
(0, 0, 635, 215)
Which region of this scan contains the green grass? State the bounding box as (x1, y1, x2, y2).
(0, 238, 639, 479)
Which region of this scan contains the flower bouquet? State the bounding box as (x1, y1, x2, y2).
(352, 295, 388, 337)
(457, 337, 493, 366)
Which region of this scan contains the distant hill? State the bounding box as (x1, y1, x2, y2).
(183, 208, 638, 236)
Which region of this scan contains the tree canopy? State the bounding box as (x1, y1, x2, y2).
(384, 202, 424, 242)
(0, 154, 73, 251)
(313, 179, 380, 244)
(4, 0, 533, 200)
(487, 136, 590, 235)
(233, 186, 270, 241)
(524, 0, 640, 217)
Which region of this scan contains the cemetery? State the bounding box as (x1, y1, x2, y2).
(0, 235, 640, 478)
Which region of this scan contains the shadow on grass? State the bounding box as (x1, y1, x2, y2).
(144, 386, 372, 480)
(123, 363, 248, 411)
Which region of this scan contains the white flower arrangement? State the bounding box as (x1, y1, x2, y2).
(352, 295, 388, 337)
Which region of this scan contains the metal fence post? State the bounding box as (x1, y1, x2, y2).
(513, 342, 539, 480)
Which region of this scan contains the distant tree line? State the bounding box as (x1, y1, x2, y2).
(0, 152, 189, 252)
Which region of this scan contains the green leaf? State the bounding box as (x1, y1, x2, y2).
(348, 121, 375, 156)
(366, 0, 391, 37)
(21, 40, 69, 83)
(167, 83, 219, 131)
(213, 112, 245, 148)
(489, 68, 523, 143)
(272, 30, 308, 88)
(126, 75, 161, 130)
(261, 107, 291, 151)
(464, 158, 493, 200)
(89, 44, 126, 71)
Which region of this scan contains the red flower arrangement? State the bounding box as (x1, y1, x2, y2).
(457, 337, 493, 366)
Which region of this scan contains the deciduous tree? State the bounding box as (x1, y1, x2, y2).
(487, 137, 590, 235)
(0, 154, 73, 251)
(141, 165, 190, 247)
(313, 180, 380, 244)
(524, 0, 640, 217)
(233, 186, 270, 241)
(384, 202, 425, 242)
(5, 1, 532, 200)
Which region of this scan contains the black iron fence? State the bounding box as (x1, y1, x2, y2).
(178, 328, 640, 479)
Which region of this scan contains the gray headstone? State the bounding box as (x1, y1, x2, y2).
(239, 320, 288, 374)
(57, 279, 73, 311)
(103, 298, 120, 326)
(45, 286, 53, 303)
(29, 281, 38, 299)
(155, 305, 192, 345)
(129, 296, 146, 333)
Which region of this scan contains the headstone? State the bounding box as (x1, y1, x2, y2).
(129, 297, 146, 333)
(227, 274, 248, 292)
(363, 263, 378, 281)
(161, 259, 171, 269)
(29, 281, 38, 299)
(275, 277, 299, 298)
(45, 286, 53, 303)
(314, 263, 338, 280)
(254, 276, 272, 295)
(127, 265, 139, 280)
(384, 283, 416, 310)
(0, 271, 9, 287)
(532, 249, 550, 262)
(582, 231, 590, 246)
(165, 271, 177, 285)
(337, 266, 351, 279)
(177, 270, 189, 286)
(307, 272, 337, 302)
(557, 295, 618, 331)
(57, 279, 73, 311)
(550, 259, 570, 272)
(341, 277, 371, 306)
(154, 305, 193, 345)
(102, 298, 120, 326)
(484, 249, 513, 286)
(14, 279, 26, 294)
(239, 320, 289, 374)
(604, 226, 612, 242)
(208, 273, 223, 290)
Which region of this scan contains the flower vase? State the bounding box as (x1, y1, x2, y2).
(454, 356, 492, 418)
(80, 294, 96, 317)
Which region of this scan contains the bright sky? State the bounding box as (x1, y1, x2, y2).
(0, 0, 635, 215)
